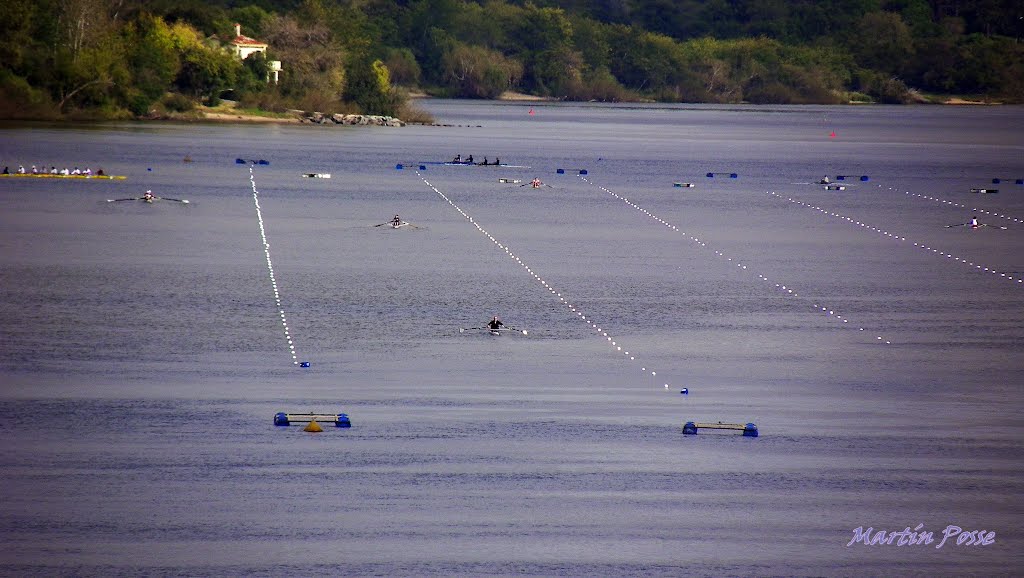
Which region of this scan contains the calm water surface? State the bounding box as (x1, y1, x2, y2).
(1, 102, 1022, 575)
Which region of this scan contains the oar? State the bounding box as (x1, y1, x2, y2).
(459, 326, 484, 333)
(107, 197, 140, 202)
(507, 326, 529, 335)
(160, 196, 190, 204)
(945, 223, 966, 228)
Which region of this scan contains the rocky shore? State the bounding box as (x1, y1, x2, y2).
(299, 112, 405, 126)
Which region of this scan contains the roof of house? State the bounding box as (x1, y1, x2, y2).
(229, 34, 268, 48)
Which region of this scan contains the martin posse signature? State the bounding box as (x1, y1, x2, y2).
(847, 524, 996, 548)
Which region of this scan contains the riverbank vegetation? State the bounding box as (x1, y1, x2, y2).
(1, 0, 1020, 121)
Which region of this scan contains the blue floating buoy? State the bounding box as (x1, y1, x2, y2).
(147, 167, 152, 171)
(336, 413, 351, 428)
(235, 158, 245, 164)
(556, 168, 565, 174)
(258, 160, 269, 165)
(991, 178, 1000, 184)
(395, 164, 404, 170)
(743, 423, 759, 437)
(706, 172, 714, 178)
(860, 175, 869, 181)
(578, 169, 588, 175)
(682, 421, 698, 435)
(1016, 179, 1023, 185)
(680, 388, 688, 395)
(729, 173, 738, 178)
(419, 165, 426, 170)
(300, 361, 310, 368)
(273, 412, 290, 426)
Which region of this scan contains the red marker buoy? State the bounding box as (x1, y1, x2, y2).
(829, 130, 836, 138)
(528, 107, 535, 115)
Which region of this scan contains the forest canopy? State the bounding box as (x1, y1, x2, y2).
(0, 0, 1020, 119)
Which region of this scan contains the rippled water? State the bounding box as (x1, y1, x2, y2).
(1, 102, 1022, 575)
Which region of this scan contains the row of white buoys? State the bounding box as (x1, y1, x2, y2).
(248, 165, 303, 365)
(887, 184, 1022, 225)
(579, 176, 890, 344)
(767, 190, 1022, 286)
(414, 171, 673, 389)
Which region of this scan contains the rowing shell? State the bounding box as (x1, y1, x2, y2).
(1, 173, 126, 180)
(107, 196, 189, 204)
(424, 161, 531, 168)
(302, 173, 331, 179)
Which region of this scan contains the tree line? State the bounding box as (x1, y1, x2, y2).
(0, 0, 1021, 120)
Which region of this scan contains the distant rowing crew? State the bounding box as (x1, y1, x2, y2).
(460, 316, 528, 336)
(374, 214, 417, 229)
(946, 215, 1006, 230)
(107, 190, 189, 204)
(3, 164, 114, 177)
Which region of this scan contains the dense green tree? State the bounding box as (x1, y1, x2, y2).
(441, 41, 523, 98)
(124, 14, 181, 113)
(850, 11, 914, 74)
(344, 55, 398, 115)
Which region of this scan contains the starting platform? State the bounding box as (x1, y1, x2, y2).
(274, 412, 351, 428)
(970, 188, 998, 194)
(683, 421, 758, 437)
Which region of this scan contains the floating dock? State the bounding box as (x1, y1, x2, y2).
(970, 188, 998, 194)
(682, 421, 758, 437)
(274, 412, 351, 428)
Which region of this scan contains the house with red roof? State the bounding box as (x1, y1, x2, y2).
(228, 24, 281, 83)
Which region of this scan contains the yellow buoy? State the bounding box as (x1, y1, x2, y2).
(303, 419, 323, 433)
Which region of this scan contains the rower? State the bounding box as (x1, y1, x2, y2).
(531, 178, 542, 188)
(494, 158, 500, 166)
(970, 215, 979, 229)
(452, 154, 462, 163)
(466, 155, 474, 163)
(143, 190, 155, 202)
(487, 316, 504, 330)
(820, 175, 830, 184)
(17, 164, 25, 174)
(391, 214, 402, 228)
(480, 157, 488, 165)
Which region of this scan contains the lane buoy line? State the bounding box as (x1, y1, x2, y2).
(579, 176, 891, 344)
(248, 165, 301, 365)
(767, 190, 1023, 286)
(413, 171, 674, 389)
(881, 184, 1023, 225)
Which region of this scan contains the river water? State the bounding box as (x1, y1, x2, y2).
(0, 101, 1022, 575)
